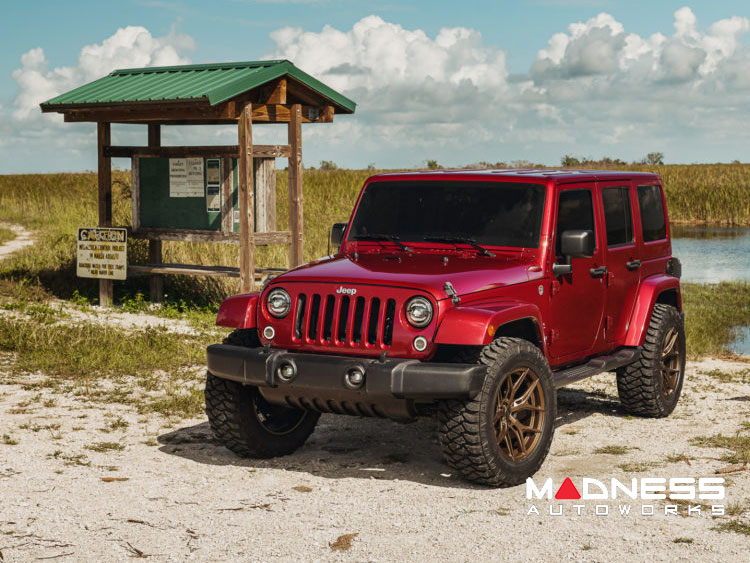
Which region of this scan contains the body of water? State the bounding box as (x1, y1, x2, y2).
(671, 226, 749, 356)
(671, 226, 750, 283)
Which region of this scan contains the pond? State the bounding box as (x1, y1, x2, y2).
(671, 226, 750, 283)
(671, 226, 750, 356)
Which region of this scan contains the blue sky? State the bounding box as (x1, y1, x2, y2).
(2, 0, 750, 172)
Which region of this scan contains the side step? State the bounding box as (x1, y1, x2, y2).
(553, 347, 640, 389)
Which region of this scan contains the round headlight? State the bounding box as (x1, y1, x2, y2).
(267, 288, 291, 318)
(405, 296, 433, 328)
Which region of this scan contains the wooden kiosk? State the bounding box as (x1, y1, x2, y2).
(40, 60, 356, 306)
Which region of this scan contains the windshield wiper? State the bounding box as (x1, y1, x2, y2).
(351, 234, 413, 252)
(423, 236, 496, 257)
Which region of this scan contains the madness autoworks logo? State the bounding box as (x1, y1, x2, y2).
(525, 476, 726, 517)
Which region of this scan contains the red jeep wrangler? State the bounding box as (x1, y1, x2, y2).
(205, 170, 685, 487)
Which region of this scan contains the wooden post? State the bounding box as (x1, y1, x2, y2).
(221, 156, 234, 234)
(288, 104, 303, 266)
(238, 103, 255, 292)
(254, 158, 276, 232)
(147, 124, 163, 303)
(97, 122, 113, 307)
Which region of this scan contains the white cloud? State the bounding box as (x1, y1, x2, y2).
(5, 9, 750, 172)
(1, 26, 195, 172)
(10, 26, 194, 121)
(532, 7, 750, 85)
(268, 15, 509, 125)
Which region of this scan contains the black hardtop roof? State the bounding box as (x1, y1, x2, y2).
(371, 168, 660, 184)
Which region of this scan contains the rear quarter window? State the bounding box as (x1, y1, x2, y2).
(602, 186, 634, 247)
(637, 185, 667, 242)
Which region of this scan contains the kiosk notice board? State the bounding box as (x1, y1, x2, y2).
(139, 157, 241, 231)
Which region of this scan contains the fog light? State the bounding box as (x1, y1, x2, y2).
(276, 361, 297, 382)
(263, 326, 275, 340)
(413, 336, 428, 352)
(344, 367, 365, 389)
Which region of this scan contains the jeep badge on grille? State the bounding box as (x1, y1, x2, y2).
(335, 286, 357, 295)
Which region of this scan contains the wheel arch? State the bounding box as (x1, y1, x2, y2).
(434, 302, 547, 356)
(624, 275, 681, 347)
(216, 293, 259, 329)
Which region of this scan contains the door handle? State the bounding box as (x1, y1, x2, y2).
(626, 259, 642, 270)
(590, 266, 607, 278)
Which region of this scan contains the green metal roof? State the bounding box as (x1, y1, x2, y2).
(40, 60, 355, 113)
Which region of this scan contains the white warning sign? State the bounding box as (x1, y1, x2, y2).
(76, 227, 127, 280)
(169, 157, 204, 197)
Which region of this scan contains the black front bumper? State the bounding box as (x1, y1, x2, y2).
(206, 344, 486, 420)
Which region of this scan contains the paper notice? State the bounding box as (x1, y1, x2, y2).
(206, 159, 221, 184)
(169, 157, 204, 197)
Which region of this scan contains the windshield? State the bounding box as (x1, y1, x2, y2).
(348, 180, 546, 248)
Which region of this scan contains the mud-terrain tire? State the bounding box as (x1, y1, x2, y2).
(616, 304, 686, 418)
(438, 337, 556, 487)
(205, 329, 319, 458)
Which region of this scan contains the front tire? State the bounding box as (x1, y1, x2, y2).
(438, 338, 556, 487)
(205, 329, 319, 458)
(616, 304, 686, 417)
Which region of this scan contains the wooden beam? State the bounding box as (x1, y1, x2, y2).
(131, 156, 140, 232)
(264, 78, 287, 104)
(97, 122, 113, 307)
(321, 105, 335, 123)
(253, 145, 291, 158)
(106, 145, 239, 158)
(129, 228, 291, 245)
(104, 144, 290, 158)
(146, 124, 164, 303)
(288, 104, 304, 267)
(128, 264, 286, 279)
(65, 104, 327, 124)
(238, 103, 255, 292)
(147, 123, 161, 147)
(221, 157, 234, 234)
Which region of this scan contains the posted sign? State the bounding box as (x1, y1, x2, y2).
(77, 228, 127, 280)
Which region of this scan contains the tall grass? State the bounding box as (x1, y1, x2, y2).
(1, 164, 749, 307)
(571, 163, 750, 226)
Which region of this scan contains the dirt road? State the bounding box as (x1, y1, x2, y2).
(1, 358, 749, 562)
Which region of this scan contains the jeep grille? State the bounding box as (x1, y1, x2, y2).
(293, 292, 397, 348)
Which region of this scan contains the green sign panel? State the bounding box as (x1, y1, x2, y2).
(139, 157, 241, 231)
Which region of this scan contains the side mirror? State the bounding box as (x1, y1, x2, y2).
(552, 230, 594, 276)
(330, 223, 347, 250)
(560, 230, 594, 258)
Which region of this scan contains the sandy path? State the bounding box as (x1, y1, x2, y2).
(0, 223, 34, 260)
(0, 359, 748, 562)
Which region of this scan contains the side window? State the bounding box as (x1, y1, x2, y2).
(637, 185, 667, 242)
(556, 189, 595, 256)
(602, 187, 634, 247)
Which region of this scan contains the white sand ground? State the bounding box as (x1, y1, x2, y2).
(1, 224, 749, 562)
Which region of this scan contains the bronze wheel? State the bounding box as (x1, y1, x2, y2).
(660, 327, 681, 396)
(438, 338, 556, 487)
(616, 304, 686, 418)
(493, 367, 545, 462)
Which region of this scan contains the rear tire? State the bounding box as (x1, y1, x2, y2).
(205, 328, 319, 458)
(616, 304, 686, 418)
(438, 337, 556, 487)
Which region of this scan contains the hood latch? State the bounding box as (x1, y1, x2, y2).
(444, 281, 460, 305)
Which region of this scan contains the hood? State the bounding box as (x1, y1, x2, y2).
(272, 252, 537, 298)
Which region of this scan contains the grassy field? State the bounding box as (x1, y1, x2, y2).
(0, 166, 748, 370)
(682, 282, 750, 358)
(0, 227, 14, 245)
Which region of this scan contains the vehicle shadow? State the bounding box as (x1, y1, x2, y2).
(556, 386, 629, 427)
(158, 386, 627, 488)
